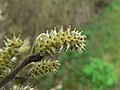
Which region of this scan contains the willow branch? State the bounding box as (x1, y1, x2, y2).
(0, 53, 43, 88)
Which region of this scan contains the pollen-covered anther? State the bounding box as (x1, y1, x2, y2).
(31, 26, 87, 55)
(29, 60, 60, 77)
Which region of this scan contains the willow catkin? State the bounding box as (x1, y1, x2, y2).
(0, 33, 23, 78)
(31, 26, 87, 55)
(29, 26, 86, 77)
(28, 60, 60, 77)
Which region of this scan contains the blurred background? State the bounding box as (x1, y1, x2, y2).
(0, 0, 120, 90)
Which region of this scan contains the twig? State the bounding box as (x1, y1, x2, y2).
(0, 53, 43, 88)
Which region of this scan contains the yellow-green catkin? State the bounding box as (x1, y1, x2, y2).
(0, 33, 23, 78)
(29, 26, 86, 77)
(28, 60, 60, 77)
(32, 26, 87, 56)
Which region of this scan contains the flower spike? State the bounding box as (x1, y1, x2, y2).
(31, 26, 87, 55)
(0, 33, 23, 79)
(28, 60, 60, 77)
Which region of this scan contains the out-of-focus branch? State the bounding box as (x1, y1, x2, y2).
(0, 53, 43, 88)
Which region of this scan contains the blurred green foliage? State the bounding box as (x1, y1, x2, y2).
(82, 0, 120, 65)
(82, 58, 118, 90)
